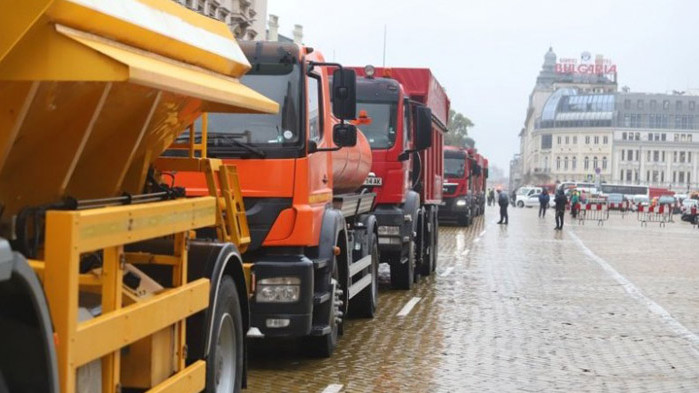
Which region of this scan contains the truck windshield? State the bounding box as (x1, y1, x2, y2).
(356, 101, 398, 149)
(206, 66, 301, 147)
(445, 157, 466, 178)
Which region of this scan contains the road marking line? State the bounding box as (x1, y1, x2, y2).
(569, 231, 699, 354)
(479, 230, 486, 237)
(440, 267, 454, 277)
(321, 384, 343, 393)
(396, 297, 421, 317)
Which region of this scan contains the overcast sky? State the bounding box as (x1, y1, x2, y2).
(268, 0, 699, 172)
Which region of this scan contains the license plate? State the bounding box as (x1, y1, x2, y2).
(364, 176, 382, 186)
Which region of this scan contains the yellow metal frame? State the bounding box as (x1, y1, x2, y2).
(157, 113, 251, 253)
(29, 197, 217, 393)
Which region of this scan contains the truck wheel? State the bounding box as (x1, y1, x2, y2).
(206, 276, 243, 393)
(306, 278, 340, 357)
(420, 211, 434, 276)
(431, 214, 439, 273)
(349, 239, 379, 318)
(390, 237, 414, 290)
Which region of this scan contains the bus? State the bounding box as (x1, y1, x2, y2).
(598, 184, 650, 198)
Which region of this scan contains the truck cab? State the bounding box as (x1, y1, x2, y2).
(176, 41, 379, 357)
(351, 66, 448, 289)
(441, 146, 473, 226)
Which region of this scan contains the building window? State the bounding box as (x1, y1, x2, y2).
(564, 157, 569, 170)
(637, 100, 644, 109)
(647, 151, 651, 161)
(635, 132, 640, 140)
(603, 136, 609, 144)
(673, 171, 677, 183)
(626, 170, 632, 181)
(602, 157, 608, 169)
(573, 136, 577, 144)
(585, 136, 590, 144)
(594, 136, 599, 144)
(593, 156, 598, 169)
(584, 156, 589, 170)
(541, 134, 552, 149)
(556, 157, 561, 170)
(689, 134, 693, 142)
(623, 114, 631, 127)
(636, 150, 640, 161)
(622, 132, 627, 140)
(664, 100, 670, 110)
(565, 136, 569, 144)
(679, 172, 685, 183)
(654, 151, 659, 162)
(628, 150, 634, 161)
(662, 133, 667, 141)
(651, 100, 658, 110)
(690, 101, 696, 111)
(662, 151, 666, 162)
(648, 132, 653, 141)
(572, 157, 577, 170)
(689, 152, 692, 163)
(674, 151, 678, 163)
(680, 151, 686, 163)
(621, 149, 625, 162)
(557, 136, 562, 145)
(675, 133, 680, 142)
(682, 134, 687, 142)
(677, 101, 683, 111)
(624, 99, 631, 109)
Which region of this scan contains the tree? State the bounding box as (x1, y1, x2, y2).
(445, 109, 474, 148)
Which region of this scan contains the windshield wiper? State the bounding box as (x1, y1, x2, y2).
(208, 132, 266, 158)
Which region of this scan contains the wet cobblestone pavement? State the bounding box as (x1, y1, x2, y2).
(246, 207, 699, 392)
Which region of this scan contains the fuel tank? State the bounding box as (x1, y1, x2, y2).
(331, 129, 372, 193)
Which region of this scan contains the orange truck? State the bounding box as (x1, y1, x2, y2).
(175, 41, 379, 357)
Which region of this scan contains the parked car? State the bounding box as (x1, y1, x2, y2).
(515, 186, 542, 207)
(681, 199, 698, 223)
(523, 192, 555, 208)
(606, 193, 627, 210)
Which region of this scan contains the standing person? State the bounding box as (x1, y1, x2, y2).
(554, 189, 567, 230)
(497, 189, 509, 225)
(570, 190, 580, 219)
(538, 189, 550, 218)
(488, 189, 495, 206)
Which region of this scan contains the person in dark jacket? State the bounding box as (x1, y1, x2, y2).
(554, 189, 567, 230)
(497, 189, 509, 224)
(538, 189, 550, 218)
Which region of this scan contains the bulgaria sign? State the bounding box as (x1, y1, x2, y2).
(555, 51, 617, 76)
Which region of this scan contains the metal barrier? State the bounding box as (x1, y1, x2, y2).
(576, 203, 609, 226)
(608, 200, 630, 218)
(637, 204, 673, 227)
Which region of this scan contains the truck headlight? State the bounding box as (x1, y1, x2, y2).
(256, 277, 301, 303)
(378, 225, 401, 236)
(456, 199, 467, 206)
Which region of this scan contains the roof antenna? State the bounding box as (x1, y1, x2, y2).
(382, 25, 387, 67)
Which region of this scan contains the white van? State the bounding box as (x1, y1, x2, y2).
(515, 186, 542, 207)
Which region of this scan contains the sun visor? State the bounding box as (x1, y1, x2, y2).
(58, 25, 278, 115)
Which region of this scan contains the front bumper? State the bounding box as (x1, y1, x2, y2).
(249, 255, 314, 337)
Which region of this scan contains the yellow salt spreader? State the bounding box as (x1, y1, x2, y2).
(0, 0, 277, 392)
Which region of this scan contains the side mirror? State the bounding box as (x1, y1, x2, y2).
(332, 68, 357, 120)
(415, 106, 432, 151)
(333, 123, 357, 148)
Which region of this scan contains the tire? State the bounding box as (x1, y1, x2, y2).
(457, 213, 469, 227)
(431, 214, 439, 273)
(517, 201, 524, 208)
(420, 210, 435, 276)
(349, 239, 379, 318)
(205, 276, 243, 393)
(390, 236, 415, 290)
(306, 278, 339, 358)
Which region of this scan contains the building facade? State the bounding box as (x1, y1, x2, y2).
(515, 48, 617, 188)
(520, 72, 699, 191)
(173, 0, 267, 40)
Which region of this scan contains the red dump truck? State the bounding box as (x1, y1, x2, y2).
(351, 66, 449, 289)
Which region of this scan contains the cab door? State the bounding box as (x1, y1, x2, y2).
(306, 70, 333, 205)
